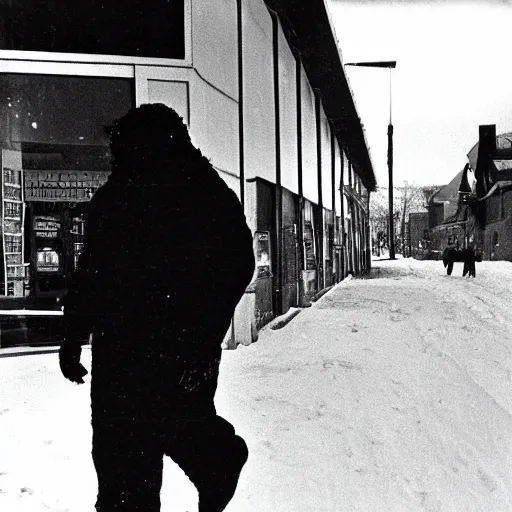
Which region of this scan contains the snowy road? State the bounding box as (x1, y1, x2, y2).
(1, 258, 512, 511)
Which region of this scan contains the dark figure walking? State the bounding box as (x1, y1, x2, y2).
(442, 246, 476, 277)
(462, 247, 476, 278)
(58, 104, 255, 511)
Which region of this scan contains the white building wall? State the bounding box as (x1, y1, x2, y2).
(278, 24, 299, 195)
(189, 76, 239, 193)
(242, 0, 275, 184)
(300, 67, 318, 205)
(189, 0, 240, 194)
(147, 79, 190, 124)
(191, 0, 238, 100)
(320, 107, 332, 210)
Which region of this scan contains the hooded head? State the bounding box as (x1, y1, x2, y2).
(109, 103, 192, 176)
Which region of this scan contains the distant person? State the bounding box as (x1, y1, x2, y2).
(462, 245, 476, 278)
(58, 104, 255, 512)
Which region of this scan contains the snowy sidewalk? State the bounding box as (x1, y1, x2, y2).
(2, 258, 512, 511)
(220, 258, 512, 511)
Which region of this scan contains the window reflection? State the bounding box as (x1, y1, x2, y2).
(0, 73, 133, 298)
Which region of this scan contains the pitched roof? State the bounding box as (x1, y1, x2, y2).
(431, 169, 465, 203)
(467, 131, 512, 170)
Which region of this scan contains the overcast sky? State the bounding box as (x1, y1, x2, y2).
(329, 0, 512, 189)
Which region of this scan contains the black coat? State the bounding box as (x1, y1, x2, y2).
(63, 148, 255, 421)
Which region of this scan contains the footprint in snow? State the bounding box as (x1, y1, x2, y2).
(477, 467, 497, 492)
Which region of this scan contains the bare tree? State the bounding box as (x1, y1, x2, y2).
(422, 185, 441, 207)
(396, 181, 427, 243)
(370, 182, 440, 255)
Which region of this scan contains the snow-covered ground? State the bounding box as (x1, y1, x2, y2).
(2, 258, 512, 511)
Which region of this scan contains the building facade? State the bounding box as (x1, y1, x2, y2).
(466, 125, 512, 261)
(0, 0, 375, 346)
(421, 125, 512, 263)
(408, 211, 429, 259)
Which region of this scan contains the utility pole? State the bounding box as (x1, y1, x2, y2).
(345, 61, 397, 259)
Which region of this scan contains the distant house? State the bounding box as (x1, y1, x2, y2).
(425, 165, 474, 258)
(425, 125, 512, 261)
(467, 125, 512, 261)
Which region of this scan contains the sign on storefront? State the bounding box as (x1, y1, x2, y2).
(34, 216, 60, 239)
(24, 170, 110, 202)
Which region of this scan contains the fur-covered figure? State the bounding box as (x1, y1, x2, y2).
(442, 247, 477, 277)
(59, 104, 255, 511)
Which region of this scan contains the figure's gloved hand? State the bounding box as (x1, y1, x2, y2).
(59, 342, 88, 384)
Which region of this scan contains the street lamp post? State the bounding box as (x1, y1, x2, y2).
(345, 60, 397, 260)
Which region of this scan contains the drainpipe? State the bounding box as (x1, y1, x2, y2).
(366, 192, 372, 272)
(295, 51, 305, 305)
(271, 11, 283, 316)
(339, 148, 345, 279)
(225, 0, 244, 350)
(331, 129, 336, 284)
(315, 93, 324, 290)
(237, 0, 245, 208)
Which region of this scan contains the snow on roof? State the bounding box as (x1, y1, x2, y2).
(467, 131, 512, 170)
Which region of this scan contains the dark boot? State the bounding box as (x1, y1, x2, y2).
(198, 434, 249, 512)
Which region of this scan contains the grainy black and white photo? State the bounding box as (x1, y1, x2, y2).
(1, 1, 512, 511)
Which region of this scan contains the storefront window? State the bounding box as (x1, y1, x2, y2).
(0, 73, 133, 298)
(0, 0, 185, 59)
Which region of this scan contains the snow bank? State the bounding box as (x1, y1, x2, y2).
(218, 258, 512, 511)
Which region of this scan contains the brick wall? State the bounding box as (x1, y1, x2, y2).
(483, 216, 512, 261)
(486, 194, 501, 223)
(481, 189, 512, 261)
(428, 204, 444, 229)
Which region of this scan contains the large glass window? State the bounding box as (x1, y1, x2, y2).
(1, 73, 133, 172)
(0, 73, 133, 298)
(0, 0, 185, 59)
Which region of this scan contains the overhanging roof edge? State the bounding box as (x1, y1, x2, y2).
(264, 0, 377, 191)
